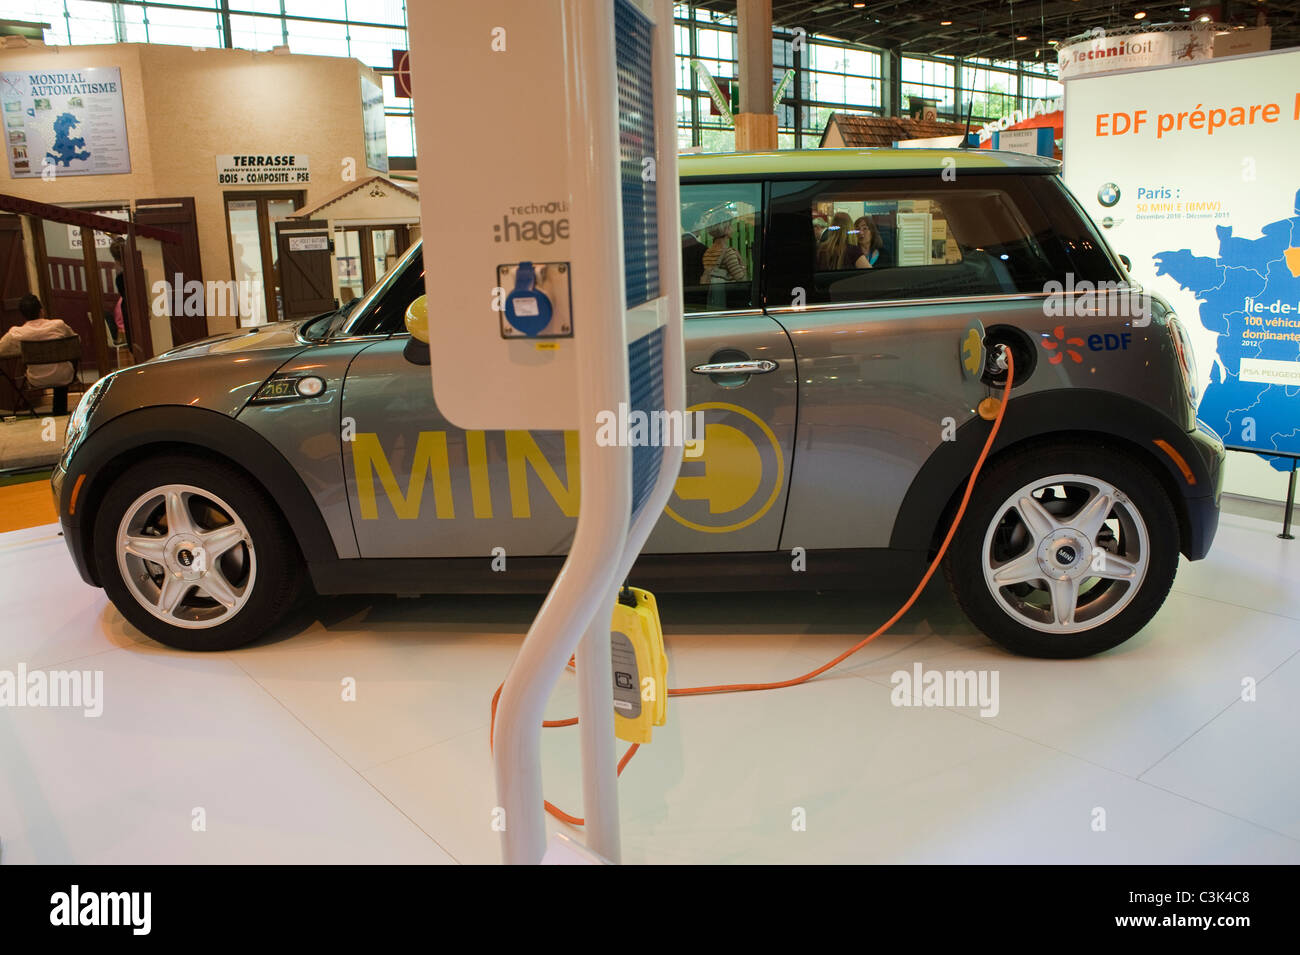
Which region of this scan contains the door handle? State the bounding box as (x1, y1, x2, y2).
(691, 359, 777, 375)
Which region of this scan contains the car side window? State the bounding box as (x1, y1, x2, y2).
(767, 175, 1068, 307)
(679, 182, 761, 313)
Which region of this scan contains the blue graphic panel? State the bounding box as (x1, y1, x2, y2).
(627, 325, 665, 519)
(1154, 189, 1300, 470)
(615, 0, 660, 309)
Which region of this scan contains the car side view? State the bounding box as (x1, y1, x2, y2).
(51, 148, 1224, 657)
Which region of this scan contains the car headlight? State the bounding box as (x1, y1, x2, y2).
(1167, 314, 1199, 407)
(62, 373, 112, 463)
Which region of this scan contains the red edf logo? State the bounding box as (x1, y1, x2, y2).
(1042, 325, 1084, 364)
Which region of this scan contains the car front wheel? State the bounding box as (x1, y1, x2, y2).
(93, 453, 302, 651)
(944, 443, 1180, 658)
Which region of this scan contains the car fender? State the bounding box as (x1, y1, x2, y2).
(60, 405, 337, 587)
(890, 389, 1222, 559)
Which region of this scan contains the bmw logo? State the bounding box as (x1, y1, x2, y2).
(1097, 183, 1120, 207)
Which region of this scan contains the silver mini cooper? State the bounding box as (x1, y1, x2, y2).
(53, 149, 1224, 657)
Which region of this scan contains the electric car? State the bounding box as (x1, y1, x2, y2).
(52, 149, 1223, 657)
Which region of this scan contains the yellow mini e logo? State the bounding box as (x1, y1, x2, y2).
(961, 327, 984, 378)
(664, 402, 783, 534)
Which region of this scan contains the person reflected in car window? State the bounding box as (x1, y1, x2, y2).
(853, 216, 884, 269)
(812, 213, 828, 243)
(701, 220, 747, 284)
(816, 211, 856, 271)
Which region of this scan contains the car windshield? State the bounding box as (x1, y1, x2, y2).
(302, 241, 424, 341)
(300, 297, 361, 341)
(341, 245, 425, 337)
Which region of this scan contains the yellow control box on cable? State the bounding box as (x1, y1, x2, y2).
(611, 587, 668, 743)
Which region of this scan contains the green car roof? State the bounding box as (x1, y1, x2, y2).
(678, 147, 1061, 178)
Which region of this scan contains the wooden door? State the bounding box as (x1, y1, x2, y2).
(134, 197, 207, 345)
(0, 215, 32, 412)
(0, 215, 31, 334)
(274, 219, 336, 319)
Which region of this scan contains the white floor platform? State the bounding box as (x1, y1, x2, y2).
(1, 511, 1297, 864)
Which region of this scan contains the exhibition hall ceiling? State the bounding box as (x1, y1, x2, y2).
(689, 1, 1299, 63)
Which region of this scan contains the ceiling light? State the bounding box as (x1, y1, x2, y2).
(1016, 34, 1028, 41)
(1134, 10, 1147, 18)
(852, 2, 865, 7)
(941, 20, 953, 26)
(1198, 14, 1211, 21)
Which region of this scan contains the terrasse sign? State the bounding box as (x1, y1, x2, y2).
(215, 153, 310, 185)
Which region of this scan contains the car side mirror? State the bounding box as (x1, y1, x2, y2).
(405, 293, 429, 343)
(402, 293, 430, 364)
(1119, 254, 1132, 271)
(403, 337, 430, 365)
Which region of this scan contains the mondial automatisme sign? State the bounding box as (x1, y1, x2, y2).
(1, 67, 130, 177)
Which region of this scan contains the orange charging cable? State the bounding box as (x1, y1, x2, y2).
(492, 350, 1015, 825)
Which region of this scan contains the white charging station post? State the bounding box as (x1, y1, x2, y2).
(407, 0, 684, 864)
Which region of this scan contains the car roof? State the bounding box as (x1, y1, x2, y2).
(678, 147, 1061, 179)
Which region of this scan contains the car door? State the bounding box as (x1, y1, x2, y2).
(641, 179, 796, 553)
(342, 332, 582, 558)
(340, 179, 797, 559)
(764, 173, 1079, 551)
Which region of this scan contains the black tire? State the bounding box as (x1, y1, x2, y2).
(93, 452, 303, 651)
(943, 441, 1180, 658)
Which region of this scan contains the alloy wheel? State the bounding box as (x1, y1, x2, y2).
(980, 473, 1149, 634)
(115, 483, 257, 629)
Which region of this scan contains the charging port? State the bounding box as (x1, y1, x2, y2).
(982, 325, 1035, 389)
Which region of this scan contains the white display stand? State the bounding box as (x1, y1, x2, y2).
(407, 0, 684, 864)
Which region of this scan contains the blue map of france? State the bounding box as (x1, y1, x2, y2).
(1153, 189, 1300, 472)
(45, 111, 91, 167)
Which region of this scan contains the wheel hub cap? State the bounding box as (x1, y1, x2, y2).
(166, 537, 206, 581)
(1037, 527, 1090, 580)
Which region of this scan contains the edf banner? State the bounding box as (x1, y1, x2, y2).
(1064, 49, 1300, 498)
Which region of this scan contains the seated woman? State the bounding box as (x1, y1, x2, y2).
(0, 294, 77, 415)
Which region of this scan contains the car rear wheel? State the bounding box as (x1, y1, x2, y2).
(93, 453, 303, 651)
(943, 443, 1180, 658)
